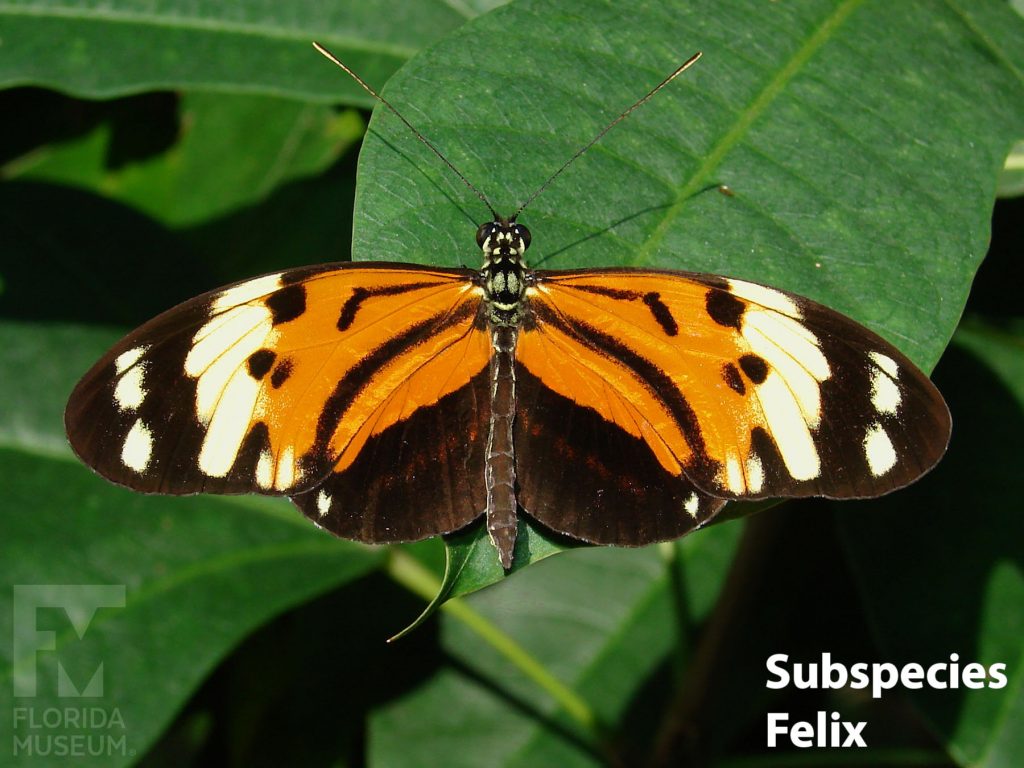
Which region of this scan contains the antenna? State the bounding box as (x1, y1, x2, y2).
(313, 42, 499, 220)
(313, 42, 702, 223)
(510, 51, 702, 221)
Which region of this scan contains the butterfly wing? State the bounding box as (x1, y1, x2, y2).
(66, 263, 492, 541)
(515, 358, 727, 546)
(516, 268, 950, 544)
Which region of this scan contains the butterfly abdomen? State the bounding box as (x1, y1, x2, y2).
(485, 325, 519, 568)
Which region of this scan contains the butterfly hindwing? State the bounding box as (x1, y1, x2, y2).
(65, 263, 489, 527)
(291, 360, 492, 543)
(515, 360, 726, 546)
(519, 268, 950, 516)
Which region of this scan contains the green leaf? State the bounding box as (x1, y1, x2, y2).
(4, 2, 1023, 760)
(390, 518, 577, 637)
(839, 320, 1024, 768)
(12, 92, 363, 227)
(997, 140, 1024, 198)
(356, 0, 1020, 366)
(0, 323, 120, 454)
(351, 0, 1023, 586)
(0, 182, 220, 326)
(426, 500, 776, 608)
(441, 519, 576, 592)
(1, 90, 362, 319)
(0, 322, 385, 766)
(372, 524, 742, 767)
(0, 455, 383, 768)
(0, 0, 489, 102)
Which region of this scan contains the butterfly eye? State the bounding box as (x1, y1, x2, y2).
(476, 223, 496, 248)
(514, 224, 532, 249)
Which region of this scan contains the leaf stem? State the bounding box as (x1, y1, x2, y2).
(650, 512, 786, 766)
(659, 541, 694, 679)
(386, 549, 601, 737)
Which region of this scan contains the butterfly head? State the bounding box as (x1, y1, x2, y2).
(477, 218, 532, 326)
(476, 218, 532, 266)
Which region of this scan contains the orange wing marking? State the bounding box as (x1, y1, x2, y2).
(329, 299, 491, 475)
(178, 267, 482, 492)
(523, 276, 723, 478)
(516, 307, 686, 478)
(524, 271, 832, 497)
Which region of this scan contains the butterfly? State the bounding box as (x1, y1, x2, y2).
(65, 45, 951, 570)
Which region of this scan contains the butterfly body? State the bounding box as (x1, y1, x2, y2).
(66, 211, 950, 569)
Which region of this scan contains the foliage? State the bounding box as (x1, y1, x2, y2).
(1, 0, 1022, 766)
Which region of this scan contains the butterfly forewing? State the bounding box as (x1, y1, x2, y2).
(519, 268, 950, 516)
(65, 263, 487, 517)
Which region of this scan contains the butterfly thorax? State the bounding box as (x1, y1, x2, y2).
(476, 219, 532, 327)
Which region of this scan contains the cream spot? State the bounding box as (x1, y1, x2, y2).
(743, 312, 828, 428)
(864, 422, 897, 477)
(684, 493, 700, 519)
(121, 419, 153, 473)
(255, 449, 273, 490)
(115, 345, 148, 374)
(212, 273, 282, 313)
(191, 314, 274, 425)
(275, 445, 296, 490)
(756, 371, 821, 481)
(869, 351, 899, 378)
(745, 310, 828, 377)
(728, 279, 801, 318)
(745, 454, 764, 494)
(316, 490, 331, 518)
(725, 455, 744, 493)
(187, 304, 271, 380)
(870, 366, 901, 416)
(114, 365, 146, 411)
(197, 366, 260, 477)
